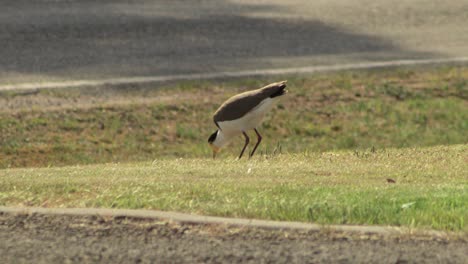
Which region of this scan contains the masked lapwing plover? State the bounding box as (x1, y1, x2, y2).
(208, 81, 288, 159)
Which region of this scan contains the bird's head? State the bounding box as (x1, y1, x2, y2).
(208, 130, 221, 158)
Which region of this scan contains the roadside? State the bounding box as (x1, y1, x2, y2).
(1, 57, 467, 91)
(1, 212, 466, 263)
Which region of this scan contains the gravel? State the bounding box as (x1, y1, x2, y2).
(1, 212, 466, 263)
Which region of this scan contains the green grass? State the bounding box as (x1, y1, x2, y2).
(0, 65, 467, 168)
(0, 65, 467, 232)
(1, 145, 467, 232)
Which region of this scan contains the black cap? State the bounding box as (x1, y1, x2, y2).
(208, 130, 218, 143)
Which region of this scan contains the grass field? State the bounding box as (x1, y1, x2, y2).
(0, 65, 467, 168)
(0, 65, 467, 232)
(0, 145, 466, 231)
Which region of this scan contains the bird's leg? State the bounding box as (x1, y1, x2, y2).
(238, 132, 250, 159)
(249, 128, 262, 158)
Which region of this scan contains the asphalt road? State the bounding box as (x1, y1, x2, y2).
(1, 0, 467, 84)
(1, 212, 467, 264)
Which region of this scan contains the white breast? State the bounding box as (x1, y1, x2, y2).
(217, 97, 277, 136)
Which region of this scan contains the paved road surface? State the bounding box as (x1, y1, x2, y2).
(1, 0, 467, 85)
(1, 213, 467, 263)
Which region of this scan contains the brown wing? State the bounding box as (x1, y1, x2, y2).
(213, 81, 287, 122)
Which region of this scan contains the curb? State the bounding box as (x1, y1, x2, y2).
(0, 206, 447, 237)
(1, 57, 468, 91)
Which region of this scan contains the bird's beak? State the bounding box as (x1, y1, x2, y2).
(210, 145, 220, 159)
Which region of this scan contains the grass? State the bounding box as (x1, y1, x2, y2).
(0, 65, 467, 232)
(0, 65, 467, 168)
(0, 144, 466, 232)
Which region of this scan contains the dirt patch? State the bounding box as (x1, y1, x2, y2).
(0, 86, 199, 113)
(0, 212, 466, 263)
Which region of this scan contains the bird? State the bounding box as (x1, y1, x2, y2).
(208, 80, 288, 159)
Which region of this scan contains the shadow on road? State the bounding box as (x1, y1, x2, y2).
(0, 0, 435, 82)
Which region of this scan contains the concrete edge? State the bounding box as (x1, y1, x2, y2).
(0, 206, 449, 237)
(1, 57, 468, 91)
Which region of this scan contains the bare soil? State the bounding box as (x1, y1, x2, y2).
(1, 212, 466, 263)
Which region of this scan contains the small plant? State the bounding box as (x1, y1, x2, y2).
(377, 83, 412, 100)
(176, 124, 198, 140)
